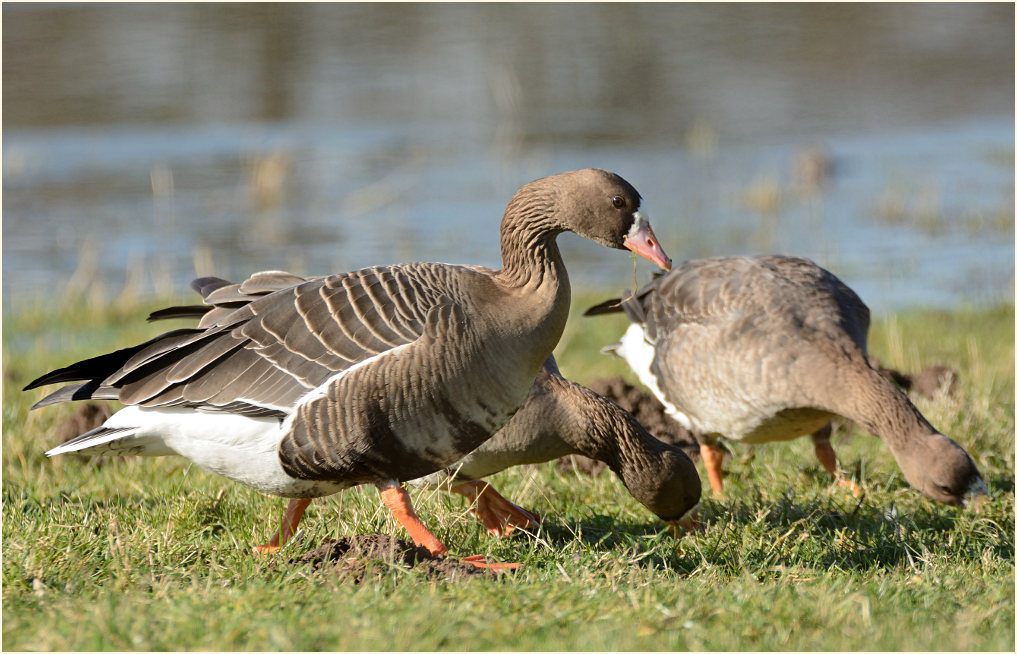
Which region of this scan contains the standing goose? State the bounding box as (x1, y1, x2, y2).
(142, 281, 700, 543)
(25, 169, 672, 567)
(585, 255, 986, 507)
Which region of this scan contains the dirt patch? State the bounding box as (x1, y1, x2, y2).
(557, 377, 700, 477)
(292, 535, 498, 583)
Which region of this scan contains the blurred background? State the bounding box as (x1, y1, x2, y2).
(3, 2, 1014, 313)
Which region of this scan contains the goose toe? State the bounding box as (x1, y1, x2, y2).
(460, 555, 522, 572)
(452, 480, 541, 537)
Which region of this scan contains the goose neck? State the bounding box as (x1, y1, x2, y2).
(823, 363, 939, 449)
(550, 378, 640, 469)
(498, 213, 567, 289)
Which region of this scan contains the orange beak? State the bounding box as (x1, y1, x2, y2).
(623, 215, 672, 270)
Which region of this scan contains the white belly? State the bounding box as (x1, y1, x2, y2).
(52, 406, 345, 498)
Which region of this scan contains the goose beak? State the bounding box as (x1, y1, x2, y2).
(965, 493, 988, 512)
(963, 476, 989, 511)
(624, 212, 672, 270)
(665, 513, 701, 538)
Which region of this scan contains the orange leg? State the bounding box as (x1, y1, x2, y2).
(378, 485, 449, 556)
(811, 428, 862, 498)
(253, 497, 312, 554)
(450, 480, 542, 537)
(700, 442, 726, 498)
(377, 484, 521, 571)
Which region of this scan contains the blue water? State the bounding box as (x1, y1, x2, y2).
(4, 117, 1012, 312)
(3, 3, 1014, 313)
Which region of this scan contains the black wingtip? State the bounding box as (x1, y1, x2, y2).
(583, 298, 624, 316)
(28, 380, 104, 409)
(147, 305, 211, 322)
(22, 337, 165, 392)
(23, 370, 67, 392)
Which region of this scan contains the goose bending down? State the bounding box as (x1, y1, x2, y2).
(24, 169, 672, 567)
(585, 255, 986, 507)
(416, 355, 701, 537)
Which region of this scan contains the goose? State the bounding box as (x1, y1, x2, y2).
(24, 168, 672, 568)
(585, 255, 987, 507)
(140, 277, 700, 543)
(417, 356, 701, 537)
(556, 375, 700, 477)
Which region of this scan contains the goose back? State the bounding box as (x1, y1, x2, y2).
(591, 256, 869, 441)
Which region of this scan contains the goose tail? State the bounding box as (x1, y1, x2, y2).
(45, 425, 138, 457)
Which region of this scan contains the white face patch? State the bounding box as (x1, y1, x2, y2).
(963, 475, 989, 506)
(626, 209, 650, 238)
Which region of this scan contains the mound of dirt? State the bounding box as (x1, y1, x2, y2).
(293, 535, 497, 583)
(557, 377, 700, 477)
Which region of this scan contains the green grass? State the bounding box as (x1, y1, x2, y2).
(3, 293, 1014, 651)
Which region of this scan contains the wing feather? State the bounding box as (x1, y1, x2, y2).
(320, 278, 385, 356)
(28, 264, 453, 417)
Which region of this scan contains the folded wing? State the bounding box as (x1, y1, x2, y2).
(25, 265, 456, 418)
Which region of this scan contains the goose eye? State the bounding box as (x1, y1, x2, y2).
(611, 196, 625, 209)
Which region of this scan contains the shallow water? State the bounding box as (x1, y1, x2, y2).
(3, 3, 1014, 312)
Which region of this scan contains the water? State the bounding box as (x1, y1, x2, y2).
(3, 3, 1014, 313)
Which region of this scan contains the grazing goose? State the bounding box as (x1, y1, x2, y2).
(585, 255, 987, 507)
(417, 356, 701, 537)
(25, 169, 672, 567)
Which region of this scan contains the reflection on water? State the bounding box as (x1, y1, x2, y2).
(3, 3, 1014, 311)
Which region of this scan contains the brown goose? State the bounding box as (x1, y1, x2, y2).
(417, 355, 701, 537)
(585, 255, 987, 507)
(25, 169, 672, 566)
(140, 280, 700, 543)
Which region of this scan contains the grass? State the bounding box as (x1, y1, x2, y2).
(2, 292, 1014, 651)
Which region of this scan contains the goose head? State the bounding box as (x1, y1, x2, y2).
(891, 431, 988, 508)
(620, 444, 702, 534)
(503, 169, 672, 270)
(560, 378, 701, 532)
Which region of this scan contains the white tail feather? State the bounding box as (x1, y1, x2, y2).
(46, 427, 139, 457)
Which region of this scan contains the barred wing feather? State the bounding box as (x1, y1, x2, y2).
(24, 265, 466, 417)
